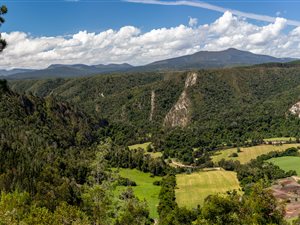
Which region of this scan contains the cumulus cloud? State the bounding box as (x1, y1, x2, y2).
(1, 11, 300, 69)
(188, 17, 198, 27)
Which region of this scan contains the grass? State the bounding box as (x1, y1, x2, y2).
(175, 171, 240, 208)
(267, 156, 300, 175)
(263, 137, 296, 142)
(128, 142, 152, 150)
(128, 142, 163, 158)
(115, 168, 162, 219)
(212, 144, 300, 164)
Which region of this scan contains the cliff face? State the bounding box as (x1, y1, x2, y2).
(289, 102, 300, 118)
(163, 73, 198, 128)
(149, 90, 155, 121)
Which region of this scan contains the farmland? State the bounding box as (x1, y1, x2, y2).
(267, 156, 300, 175)
(115, 168, 162, 219)
(175, 171, 240, 208)
(264, 137, 296, 142)
(212, 144, 300, 164)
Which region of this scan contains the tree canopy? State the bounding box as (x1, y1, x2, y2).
(0, 5, 7, 52)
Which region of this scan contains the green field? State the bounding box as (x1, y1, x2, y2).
(263, 137, 296, 142)
(128, 142, 152, 150)
(175, 171, 240, 208)
(116, 168, 162, 219)
(128, 142, 163, 158)
(212, 144, 300, 164)
(267, 156, 300, 175)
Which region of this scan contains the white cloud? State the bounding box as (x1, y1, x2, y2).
(188, 17, 198, 27)
(1, 12, 300, 69)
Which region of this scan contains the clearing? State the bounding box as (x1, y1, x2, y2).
(264, 137, 296, 142)
(128, 142, 163, 158)
(212, 144, 300, 164)
(175, 171, 240, 208)
(267, 156, 300, 175)
(115, 168, 162, 219)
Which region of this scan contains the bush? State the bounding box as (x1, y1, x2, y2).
(118, 177, 137, 186)
(153, 180, 161, 186)
(229, 153, 238, 158)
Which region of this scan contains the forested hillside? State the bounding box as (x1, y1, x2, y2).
(0, 79, 162, 224)
(10, 63, 300, 150)
(4, 63, 300, 223)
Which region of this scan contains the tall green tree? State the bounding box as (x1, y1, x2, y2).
(0, 4, 7, 51)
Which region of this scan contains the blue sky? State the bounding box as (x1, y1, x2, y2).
(1, 0, 300, 69)
(2, 0, 300, 36)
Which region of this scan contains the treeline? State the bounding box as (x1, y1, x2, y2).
(0, 81, 154, 224)
(106, 145, 170, 176)
(156, 174, 287, 225)
(217, 147, 298, 191)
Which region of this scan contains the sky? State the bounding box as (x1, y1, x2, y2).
(1, 0, 300, 69)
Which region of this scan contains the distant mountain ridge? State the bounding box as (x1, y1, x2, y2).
(2, 63, 133, 80)
(0, 68, 34, 76)
(2, 48, 297, 79)
(139, 48, 295, 71)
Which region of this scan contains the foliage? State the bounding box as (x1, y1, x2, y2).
(197, 183, 286, 225)
(218, 148, 298, 191)
(0, 5, 7, 51)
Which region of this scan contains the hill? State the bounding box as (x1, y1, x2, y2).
(0, 68, 34, 76)
(4, 63, 133, 80)
(134, 48, 295, 71)
(2, 48, 297, 79)
(0, 79, 99, 196)
(8, 62, 300, 164)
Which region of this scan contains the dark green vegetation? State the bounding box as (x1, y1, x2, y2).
(0, 4, 7, 52)
(10, 62, 300, 165)
(4, 60, 300, 224)
(218, 148, 299, 192)
(156, 175, 286, 225)
(0, 80, 155, 224)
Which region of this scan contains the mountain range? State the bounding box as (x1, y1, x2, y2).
(1, 48, 296, 80)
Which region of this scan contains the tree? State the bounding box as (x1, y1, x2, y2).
(0, 5, 7, 52)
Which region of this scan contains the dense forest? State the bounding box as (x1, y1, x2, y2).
(10, 62, 300, 163)
(3, 0, 300, 223)
(2, 68, 300, 224)
(2, 60, 300, 224)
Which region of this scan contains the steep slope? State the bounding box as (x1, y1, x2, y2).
(0, 79, 99, 195)
(9, 63, 300, 149)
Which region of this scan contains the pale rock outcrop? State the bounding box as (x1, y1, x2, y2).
(149, 90, 155, 121)
(289, 102, 300, 118)
(163, 72, 198, 128)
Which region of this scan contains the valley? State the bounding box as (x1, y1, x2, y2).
(2, 0, 300, 223)
(3, 58, 300, 224)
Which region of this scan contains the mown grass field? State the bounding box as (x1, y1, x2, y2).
(212, 144, 300, 164)
(115, 168, 162, 219)
(263, 137, 296, 142)
(267, 156, 300, 175)
(128, 142, 163, 158)
(175, 171, 240, 208)
(128, 142, 152, 150)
